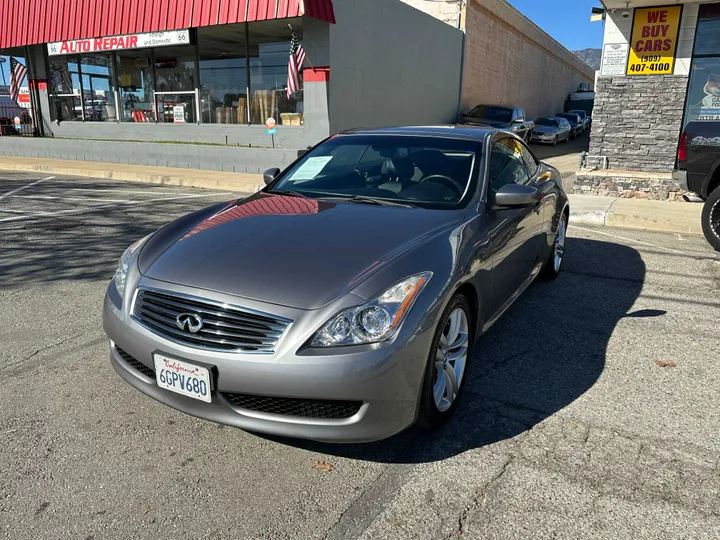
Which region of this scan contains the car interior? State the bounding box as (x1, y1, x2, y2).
(278, 141, 477, 206)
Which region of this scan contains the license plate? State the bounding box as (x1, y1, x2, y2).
(153, 353, 211, 403)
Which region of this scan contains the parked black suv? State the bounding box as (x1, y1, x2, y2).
(674, 121, 720, 251)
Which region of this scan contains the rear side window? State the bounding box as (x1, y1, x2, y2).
(519, 144, 538, 177)
(489, 138, 531, 191)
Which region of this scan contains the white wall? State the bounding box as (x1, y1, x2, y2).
(327, 0, 464, 134)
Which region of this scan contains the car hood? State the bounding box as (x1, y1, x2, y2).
(141, 193, 462, 310)
(461, 118, 510, 129)
(533, 125, 557, 134)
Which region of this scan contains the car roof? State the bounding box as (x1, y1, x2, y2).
(336, 125, 496, 142)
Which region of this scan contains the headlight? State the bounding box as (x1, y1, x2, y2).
(311, 272, 432, 347)
(113, 235, 151, 298)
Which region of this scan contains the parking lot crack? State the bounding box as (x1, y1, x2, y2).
(449, 455, 515, 538)
(0, 334, 81, 374)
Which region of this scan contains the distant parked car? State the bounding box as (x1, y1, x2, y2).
(460, 105, 534, 142)
(530, 117, 571, 146)
(568, 109, 591, 131)
(0, 95, 32, 134)
(556, 113, 583, 138)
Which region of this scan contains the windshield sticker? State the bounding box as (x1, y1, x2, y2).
(290, 156, 334, 181)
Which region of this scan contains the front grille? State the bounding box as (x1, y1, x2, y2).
(132, 288, 291, 353)
(115, 346, 156, 379)
(224, 394, 363, 420)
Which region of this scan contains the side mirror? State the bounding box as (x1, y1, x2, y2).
(263, 168, 281, 185)
(297, 146, 311, 159)
(493, 183, 539, 208)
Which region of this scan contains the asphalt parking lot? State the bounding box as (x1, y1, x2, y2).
(1, 171, 719, 539)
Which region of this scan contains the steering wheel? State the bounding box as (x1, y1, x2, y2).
(419, 174, 464, 197)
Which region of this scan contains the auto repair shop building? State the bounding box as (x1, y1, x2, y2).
(579, 1, 720, 200)
(0, 0, 592, 173)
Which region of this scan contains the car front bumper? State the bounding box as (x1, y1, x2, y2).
(103, 280, 435, 443)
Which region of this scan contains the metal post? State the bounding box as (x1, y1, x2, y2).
(112, 52, 120, 122)
(192, 28, 201, 124)
(245, 21, 251, 124)
(151, 48, 157, 122)
(76, 55, 85, 122)
(24, 46, 43, 136)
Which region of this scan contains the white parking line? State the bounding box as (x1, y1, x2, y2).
(7, 194, 132, 204)
(0, 192, 232, 224)
(0, 176, 56, 200)
(569, 224, 693, 256)
(64, 188, 178, 195)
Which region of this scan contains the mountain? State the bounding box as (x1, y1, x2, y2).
(572, 48, 602, 71)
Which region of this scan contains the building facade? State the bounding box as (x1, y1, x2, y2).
(403, 0, 596, 120)
(0, 0, 464, 172)
(581, 1, 720, 200)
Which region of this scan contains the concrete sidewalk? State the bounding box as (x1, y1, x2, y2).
(0, 156, 704, 235)
(0, 156, 264, 193)
(569, 194, 703, 235)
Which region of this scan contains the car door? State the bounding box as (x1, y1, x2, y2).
(486, 137, 544, 310)
(558, 119, 570, 141)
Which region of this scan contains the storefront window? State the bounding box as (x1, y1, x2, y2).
(80, 55, 116, 121)
(198, 25, 249, 124)
(155, 48, 195, 92)
(247, 20, 303, 125)
(49, 57, 82, 121)
(116, 51, 155, 122)
(682, 6, 720, 129)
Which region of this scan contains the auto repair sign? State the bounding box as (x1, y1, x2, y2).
(47, 29, 189, 56)
(627, 6, 681, 76)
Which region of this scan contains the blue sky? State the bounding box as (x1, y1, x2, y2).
(507, 0, 605, 51)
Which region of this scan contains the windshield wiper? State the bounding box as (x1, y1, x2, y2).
(325, 195, 417, 208)
(267, 189, 308, 198)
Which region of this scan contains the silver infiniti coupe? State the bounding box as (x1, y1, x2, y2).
(103, 126, 569, 442)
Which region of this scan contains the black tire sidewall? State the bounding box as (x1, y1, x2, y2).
(701, 187, 720, 252)
(417, 294, 474, 429)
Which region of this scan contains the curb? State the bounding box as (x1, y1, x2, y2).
(0, 160, 262, 194)
(570, 207, 703, 235)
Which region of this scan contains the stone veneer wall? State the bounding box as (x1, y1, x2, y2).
(588, 75, 689, 173)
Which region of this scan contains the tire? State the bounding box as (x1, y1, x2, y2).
(540, 211, 568, 280)
(701, 186, 720, 252)
(417, 294, 475, 429)
(552, 136, 558, 147)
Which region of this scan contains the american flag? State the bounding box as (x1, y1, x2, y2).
(287, 31, 306, 99)
(9, 57, 28, 102)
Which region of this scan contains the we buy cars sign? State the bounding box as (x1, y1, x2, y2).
(47, 29, 189, 56)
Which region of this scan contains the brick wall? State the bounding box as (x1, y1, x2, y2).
(588, 75, 688, 173)
(460, 0, 595, 120)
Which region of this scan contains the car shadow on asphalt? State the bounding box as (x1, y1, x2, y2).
(265, 237, 655, 463)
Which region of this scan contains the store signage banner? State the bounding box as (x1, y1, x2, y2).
(47, 29, 190, 56)
(627, 6, 681, 75)
(601, 43, 629, 76)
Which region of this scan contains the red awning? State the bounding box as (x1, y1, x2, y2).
(0, 0, 335, 50)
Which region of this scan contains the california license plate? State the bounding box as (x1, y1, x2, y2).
(153, 353, 211, 403)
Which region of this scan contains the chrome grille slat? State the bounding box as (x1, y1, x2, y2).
(137, 300, 282, 338)
(133, 288, 290, 353)
(140, 293, 284, 330)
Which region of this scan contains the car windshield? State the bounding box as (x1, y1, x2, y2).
(571, 111, 587, 119)
(535, 118, 558, 127)
(467, 106, 512, 122)
(269, 135, 478, 209)
(557, 114, 577, 124)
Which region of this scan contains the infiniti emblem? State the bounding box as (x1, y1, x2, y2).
(176, 313, 204, 334)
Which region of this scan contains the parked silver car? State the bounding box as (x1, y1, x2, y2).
(530, 117, 571, 145)
(103, 126, 569, 442)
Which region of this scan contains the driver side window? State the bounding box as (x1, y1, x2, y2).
(488, 138, 531, 191)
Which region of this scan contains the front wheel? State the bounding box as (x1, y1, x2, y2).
(417, 294, 474, 429)
(701, 187, 720, 252)
(540, 212, 567, 280)
(552, 136, 558, 146)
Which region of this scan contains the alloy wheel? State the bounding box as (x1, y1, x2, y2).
(433, 307, 469, 412)
(554, 215, 567, 272)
